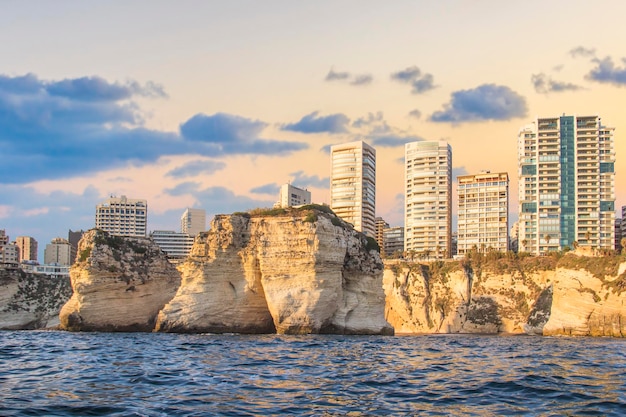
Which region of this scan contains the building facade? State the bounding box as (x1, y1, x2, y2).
(518, 115, 615, 254)
(457, 171, 509, 255)
(383, 226, 405, 258)
(180, 208, 206, 237)
(404, 141, 452, 258)
(15, 236, 38, 262)
(374, 217, 389, 255)
(330, 141, 376, 237)
(150, 230, 194, 264)
(276, 184, 311, 208)
(95, 195, 148, 237)
(44, 237, 73, 266)
(1, 244, 19, 265)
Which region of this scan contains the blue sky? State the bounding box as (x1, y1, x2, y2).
(1, 1, 626, 259)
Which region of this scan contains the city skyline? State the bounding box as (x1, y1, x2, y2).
(2, 1, 626, 255)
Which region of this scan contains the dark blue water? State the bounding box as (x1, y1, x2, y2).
(0, 332, 624, 416)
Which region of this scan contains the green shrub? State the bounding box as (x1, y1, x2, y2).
(78, 247, 91, 262)
(365, 236, 380, 252)
(303, 212, 318, 223)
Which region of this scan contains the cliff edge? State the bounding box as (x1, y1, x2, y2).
(155, 207, 393, 335)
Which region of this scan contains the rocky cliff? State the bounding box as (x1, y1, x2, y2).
(0, 268, 72, 329)
(383, 251, 626, 337)
(155, 207, 393, 335)
(59, 229, 181, 332)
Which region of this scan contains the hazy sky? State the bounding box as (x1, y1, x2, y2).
(2, 0, 626, 258)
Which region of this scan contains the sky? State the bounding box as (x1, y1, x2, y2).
(1, 0, 626, 260)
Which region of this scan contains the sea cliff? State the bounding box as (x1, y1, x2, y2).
(0, 268, 72, 330)
(3, 209, 625, 337)
(383, 250, 626, 337)
(59, 206, 393, 335)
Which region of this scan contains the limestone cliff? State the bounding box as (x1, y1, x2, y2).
(384, 252, 626, 337)
(59, 229, 181, 332)
(156, 207, 393, 335)
(0, 268, 72, 330)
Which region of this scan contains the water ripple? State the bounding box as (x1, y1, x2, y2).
(0, 332, 625, 416)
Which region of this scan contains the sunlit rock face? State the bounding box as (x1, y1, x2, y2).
(383, 253, 626, 337)
(155, 209, 393, 335)
(0, 268, 72, 330)
(59, 229, 181, 332)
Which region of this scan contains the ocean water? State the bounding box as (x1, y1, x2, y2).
(0, 332, 624, 416)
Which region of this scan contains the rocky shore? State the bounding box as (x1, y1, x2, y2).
(2, 207, 625, 337)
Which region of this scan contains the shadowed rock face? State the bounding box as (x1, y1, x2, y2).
(0, 268, 72, 330)
(59, 229, 181, 332)
(156, 211, 393, 335)
(383, 254, 626, 337)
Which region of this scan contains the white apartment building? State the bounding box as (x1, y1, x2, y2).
(95, 195, 147, 237)
(276, 183, 311, 208)
(457, 171, 509, 256)
(44, 237, 73, 266)
(330, 141, 376, 237)
(150, 230, 195, 264)
(404, 141, 452, 258)
(518, 115, 615, 254)
(180, 208, 206, 237)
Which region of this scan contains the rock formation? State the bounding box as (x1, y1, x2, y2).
(156, 208, 393, 335)
(383, 251, 626, 337)
(59, 229, 181, 332)
(0, 268, 72, 330)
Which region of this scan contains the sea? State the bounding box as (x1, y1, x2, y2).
(0, 331, 624, 416)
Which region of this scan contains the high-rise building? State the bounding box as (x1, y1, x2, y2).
(457, 171, 509, 255)
(15, 236, 38, 262)
(404, 141, 452, 259)
(0, 229, 8, 246)
(383, 226, 405, 258)
(615, 218, 622, 252)
(374, 217, 389, 254)
(518, 115, 615, 254)
(276, 184, 311, 208)
(95, 195, 147, 237)
(180, 208, 206, 237)
(68, 229, 84, 264)
(330, 141, 376, 237)
(44, 237, 73, 266)
(150, 230, 195, 264)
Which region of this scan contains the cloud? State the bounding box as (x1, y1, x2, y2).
(250, 183, 280, 195)
(325, 68, 350, 81)
(0, 184, 102, 253)
(164, 184, 275, 214)
(390, 66, 421, 82)
(352, 112, 384, 129)
(586, 56, 626, 86)
(165, 160, 227, 178)
(430, 84, 527, 123)
(324, 67, 373, 86)
(289, 171, 329, 189)
(0, 73, 307, 185)
(390, 66, 437, 94)
(282, 111, 350, 134)
(46, 76, 167, 101)
(408, 109, 421, 119)
(163, 181, 203, 196)
(350, 74, 373, 86)
(569, 46, 596, 59)
(531, 73, 582, 94)
(371, 135, 423, 148)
